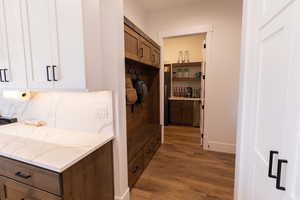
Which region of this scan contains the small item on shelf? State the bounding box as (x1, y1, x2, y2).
(184, 50, 190, 63)
(23, 119, 46, 127)
(0, 117, 17, 125)
(187, 87, 193, 98)
(173, 70, 177, 78)
(178, 51, 183, 63)
(177, 69, 183, 78)
(184, 68, 189, 78)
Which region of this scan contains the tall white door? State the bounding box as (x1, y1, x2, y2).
(21, 0, 58, 89)
(0, 0, 27, 89)
(238, 0, 300, 199)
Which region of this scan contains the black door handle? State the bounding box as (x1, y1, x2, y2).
(52, 65, 58, 81)
(3, 69, 8, 82)
(46, 66, 52, 81)
(0, 69, 3, 82)
(268, 151, 279, 178)
(276, 159, 288, 191)
(15, 172, 32, 179)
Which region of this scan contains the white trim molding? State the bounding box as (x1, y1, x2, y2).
(206, 141, 236, 154)
(115, 188, 130, 200)
(158, 25, 214, 148)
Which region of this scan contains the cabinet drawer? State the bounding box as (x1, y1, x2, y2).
(0, 156, 62, 196)
(128, 151, 144, 188)
(0, 176, 62, 200)
(143, 138, 156, 167)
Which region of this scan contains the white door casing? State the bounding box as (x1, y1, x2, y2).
(236, 0, 300, 199)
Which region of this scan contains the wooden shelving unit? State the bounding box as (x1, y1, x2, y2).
(172, 62, 202, 68)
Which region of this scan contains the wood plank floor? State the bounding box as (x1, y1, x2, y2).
(130, 126, 235, 200)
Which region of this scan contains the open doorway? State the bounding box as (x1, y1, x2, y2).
(163, 33, 206, 147)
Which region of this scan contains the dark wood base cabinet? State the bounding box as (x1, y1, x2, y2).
(128, 130, 161, 188)
(0, 142, 114, 200)
(124, 17, 162, 189)
(169, 100, 201, 127)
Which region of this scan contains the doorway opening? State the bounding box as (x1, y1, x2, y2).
(161, 31, 209, 149)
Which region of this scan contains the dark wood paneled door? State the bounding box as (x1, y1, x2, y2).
(124, 25, 141, 62)
(0, 177, 61, 200)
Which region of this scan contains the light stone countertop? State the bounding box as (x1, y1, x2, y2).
(0, 123, 114, 173)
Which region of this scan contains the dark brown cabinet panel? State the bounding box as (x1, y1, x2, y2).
(182, 101, 194, 126)
(140, 39, 153, 66)
(0, 142, 114, 200)
(0, 177, 61, 200)
(124, 17, 161, 189)
(124, 17, 160, 68)
(169, 100, 200, 126)
(125, 25, 141, 61)
(169, 100, 183, 125)
(152, 48, 160, 68)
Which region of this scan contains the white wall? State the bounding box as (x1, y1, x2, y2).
(149, 0, 243, 153)
(164, 34, 206, 64)
(123, 0, 150, 34)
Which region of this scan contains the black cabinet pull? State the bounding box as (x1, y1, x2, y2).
(15, 172, 32, 179)
(139, 48, 144, 58)
(3, 69, 8, 82)
(268, 151, 279, 178)
(46, 66, 52, 81)
(52, 65, 58, 81)
(276, 159, 288, 191)
(0, 69, 3, 82)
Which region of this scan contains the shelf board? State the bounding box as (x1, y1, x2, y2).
(172, 62, 202, 68)
(173, 78, 201, 81)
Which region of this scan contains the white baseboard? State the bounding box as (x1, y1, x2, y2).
(205, 141, 236, 154)
(115, 188, 130, 200)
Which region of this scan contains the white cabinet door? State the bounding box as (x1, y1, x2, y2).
(53, 0, 86, 90)
(238, 0, 300, 200)
(21, 0, 57, 89)
(0, 0, 27, 89)
(22, 0, 86, 91)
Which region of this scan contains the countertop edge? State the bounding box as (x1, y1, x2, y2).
(0, 134, 115, 173)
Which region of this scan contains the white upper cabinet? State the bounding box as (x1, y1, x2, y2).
(0, 0, 104, 91)
(0, 0, 27, 89)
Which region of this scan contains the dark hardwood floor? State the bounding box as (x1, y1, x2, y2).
(130, 126, 235, 200)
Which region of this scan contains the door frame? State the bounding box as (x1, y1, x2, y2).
(235, 0, 256, 199)
(158, 25, 213, 148)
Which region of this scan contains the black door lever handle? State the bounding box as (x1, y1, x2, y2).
(268, 151, 279, 178)
(0, 69, 3, 82)
(276, 159, 288, 191)
(46, 66, 52, 81)
(3, 69, 8, 82)
(52, 65, 58, 81)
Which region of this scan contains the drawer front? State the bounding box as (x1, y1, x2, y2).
(0, 176, 62, 200)
(128, 151, 144, 188)
(0, 157, 62, 196)
(143, 138, 155, 167)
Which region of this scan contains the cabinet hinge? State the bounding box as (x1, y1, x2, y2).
(201, 134, 204, 138)
(202, 105, 205, 110)
(202, 75, 206, 80)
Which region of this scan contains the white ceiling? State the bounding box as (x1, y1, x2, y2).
(139, 0, 200, 13)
